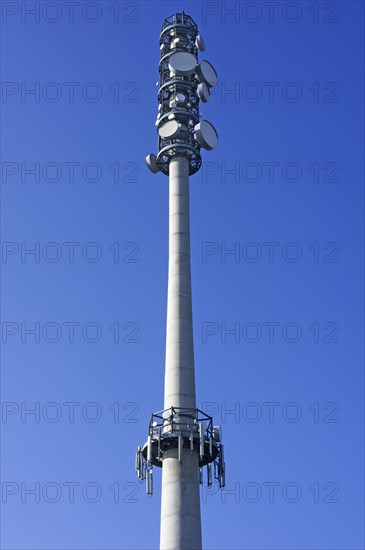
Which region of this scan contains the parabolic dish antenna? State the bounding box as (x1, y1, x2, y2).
(168, 51, 197, 76)
(195, 60, 218, 88)
(194, 120, 218, 150)
(197, 83, 210, 103)
(175, 92, 186, 104)
(195, 34, 206, 52)
(145, 153, 160, 173)
(158, 120, 181, 139)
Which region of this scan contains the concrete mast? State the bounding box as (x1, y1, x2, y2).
(136, 13, 224, 550)
(160, 155, 201, 549)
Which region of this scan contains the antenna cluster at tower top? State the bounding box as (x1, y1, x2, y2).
(146, 12, 218, 176)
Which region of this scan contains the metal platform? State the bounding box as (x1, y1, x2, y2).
(136, 407, 225, 494)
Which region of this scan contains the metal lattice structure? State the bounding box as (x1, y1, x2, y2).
(146, 12, 218, 177)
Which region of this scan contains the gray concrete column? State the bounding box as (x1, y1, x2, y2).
(160, 156, 202, 550)
(164, 156, 196, 411)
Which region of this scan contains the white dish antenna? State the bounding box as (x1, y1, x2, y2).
(145, 153, 160, 173)
(195, 60, 218, 88)
(196, 83, 210, 103)
(195, 34, 206, 52)
(159, 120, 181, 139)
(194, 120, 218, 150)
(169, 51, 197, 76)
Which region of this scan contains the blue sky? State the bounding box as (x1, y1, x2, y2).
(1, 1, 364, 549)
